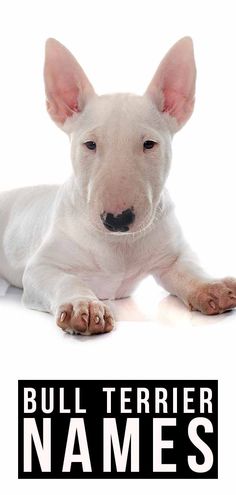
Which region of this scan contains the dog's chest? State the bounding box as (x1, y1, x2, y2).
(76, 240, 157, 300)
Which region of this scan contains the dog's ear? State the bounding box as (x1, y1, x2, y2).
(145, 37, 196, 130)
(44, 38, 95, 126)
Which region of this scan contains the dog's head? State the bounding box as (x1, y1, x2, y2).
(44, 37, 196, 235)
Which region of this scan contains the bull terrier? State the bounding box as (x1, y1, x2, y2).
(0, 37, 235, 335)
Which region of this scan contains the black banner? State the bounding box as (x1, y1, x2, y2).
(18, 380, 218, 478)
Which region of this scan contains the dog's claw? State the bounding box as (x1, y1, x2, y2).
(209, 300, 216, 310)
(81, 313, 89, 324)
(60, 311, 67, 322)
(95, 315, 100, 324)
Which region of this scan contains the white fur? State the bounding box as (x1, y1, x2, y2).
(0, 38, 222, 333)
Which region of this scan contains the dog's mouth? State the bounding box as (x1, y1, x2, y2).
(89, 209, 157, 238)
(86, 196, 162, 238)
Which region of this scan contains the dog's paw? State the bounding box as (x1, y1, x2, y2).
(56, 300, 115, 336)
(187, 277, 236, 315)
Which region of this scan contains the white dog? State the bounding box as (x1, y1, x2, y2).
(0, 37, 235, 335)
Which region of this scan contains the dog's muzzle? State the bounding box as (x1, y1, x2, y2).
(100, 208, 135, 232)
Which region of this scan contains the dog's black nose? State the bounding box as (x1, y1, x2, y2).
(101, 208, 135, 232)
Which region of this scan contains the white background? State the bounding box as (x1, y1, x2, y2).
(0, 0, 236, 492)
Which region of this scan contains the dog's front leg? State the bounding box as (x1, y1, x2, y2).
(22, 261, 114, 335)
(154, 251, 236, 315)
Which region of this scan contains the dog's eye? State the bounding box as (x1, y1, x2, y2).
(143, 140, 156, 150)
(84, 141, 96, 151)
